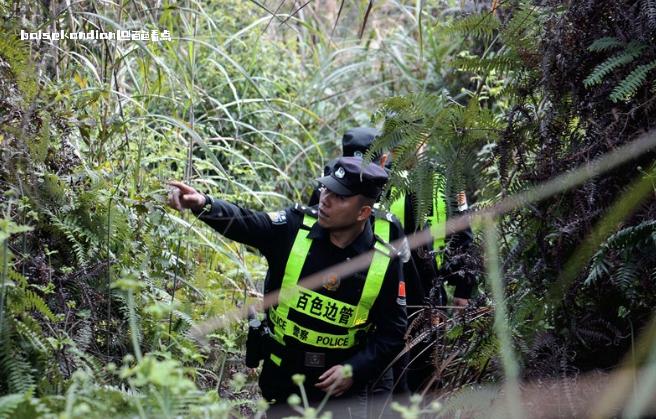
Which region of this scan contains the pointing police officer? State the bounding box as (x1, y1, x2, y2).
(167, 157, 406, 417)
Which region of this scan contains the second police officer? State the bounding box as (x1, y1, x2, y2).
(308, 126, 475, 393)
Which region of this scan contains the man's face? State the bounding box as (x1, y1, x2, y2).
(317, 187, 369, 230)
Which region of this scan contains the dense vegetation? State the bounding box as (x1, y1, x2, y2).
(1, 0, 655, 417)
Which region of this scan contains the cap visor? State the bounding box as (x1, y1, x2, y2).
(316, 176, 357, 196)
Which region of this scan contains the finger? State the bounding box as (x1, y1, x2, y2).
(318, 365, 338, 381)
(315, 372, 338, 389)
(168, 189, 182, 210)
(331, 383, 346, 397)
(167, 180, 197, 194)
(314, 377, 333, 389)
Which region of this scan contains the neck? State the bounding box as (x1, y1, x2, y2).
(329, 220, 367, 249)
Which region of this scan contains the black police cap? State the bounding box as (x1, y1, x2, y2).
(316, 157, 388, 199)
(342, 127, 381, 158)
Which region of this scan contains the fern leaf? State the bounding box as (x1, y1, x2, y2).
(609, 60, 656, 102)
(642, 0, 656, 31)
(0, 393, 25, 419)
(500, 3, 541, 55)
(583, 42, 647, 87)
(8, 289, 57, 321)
(443, 12, 500, 41)
(14, 320, 47, 354)
(0, 324, 35, 393)
(587, 37, 623, 52)
(451, 53, 519, 75)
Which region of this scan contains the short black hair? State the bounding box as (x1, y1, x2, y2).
(358, 195, 376, 208)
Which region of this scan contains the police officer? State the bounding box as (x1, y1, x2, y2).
(167, 157, 406, 417)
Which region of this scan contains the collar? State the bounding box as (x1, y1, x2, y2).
(307, 218, 374, 253)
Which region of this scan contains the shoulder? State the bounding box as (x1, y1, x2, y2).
(265, 204, 315, 227)
(372, 208, 404, 238)
(291, 203, 319, 218)
(373, 208, 400, 225)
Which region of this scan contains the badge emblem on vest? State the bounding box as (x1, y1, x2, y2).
(322, 274, 340, 291)
(335, 166, 345, 179)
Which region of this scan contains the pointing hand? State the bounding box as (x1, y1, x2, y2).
(167, 181, 206, 212)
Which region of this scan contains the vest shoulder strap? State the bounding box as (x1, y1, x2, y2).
(292, 204, 318, 229)
(373, 208, 399, 224)
(292, 203, 319, 217)
(373, 233, 396, 257)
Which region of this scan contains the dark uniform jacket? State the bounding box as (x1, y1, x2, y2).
(194, 198, 406, 402)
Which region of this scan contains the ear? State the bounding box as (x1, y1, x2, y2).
(357, 204, 373, 222)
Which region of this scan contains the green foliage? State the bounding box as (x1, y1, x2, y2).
(372, 93, 499, 224)
(609, 60, 656, 102)
(451, 52, 519, 75)
(0, 30, 37, 104)
(584, 220, 656, 313)
(587, 37, 623, 52)
(0, 225, 57, 395)
(442, 12, 500, 42)
(584, 37, 656, 102)
(583, 41, 647, 87)
(443, 1, 544, 99)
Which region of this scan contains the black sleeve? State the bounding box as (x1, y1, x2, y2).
(443, 219, 475, 299)
(192, 197, 293, 260)
(345, 255, 406, 385)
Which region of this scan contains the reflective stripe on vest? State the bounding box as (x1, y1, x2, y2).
(270, 214, 391, 349)
(269, 304, 369, 349)
(390, 186, 447, 267)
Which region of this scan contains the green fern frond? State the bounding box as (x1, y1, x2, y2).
(7, 269, 28, 287)
(583, 41, 647, 87)
(642, 0, 656, 30)
(14, 320, 47, 354)
(609, 60, 656, 102)
(612, 263, 641, 299)
(73, 322, 93, 352)
(585, 220, 656, 286)
(8, 289, 57, 321)
(372, 93, 496, 223)
(500, 3, 541, 55)
(0, 393, 25, 419)
(587, 37, 623, 52)
(584, 257, 611, 286)
(0, 323, 35, 393)
(466, 334, 498, 371)
(48, 211, 90, 266)
(451, 53, 520, 75)
(442, 12, 500, 41)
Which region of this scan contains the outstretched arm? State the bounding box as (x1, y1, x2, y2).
(166, 180, 291, 256)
